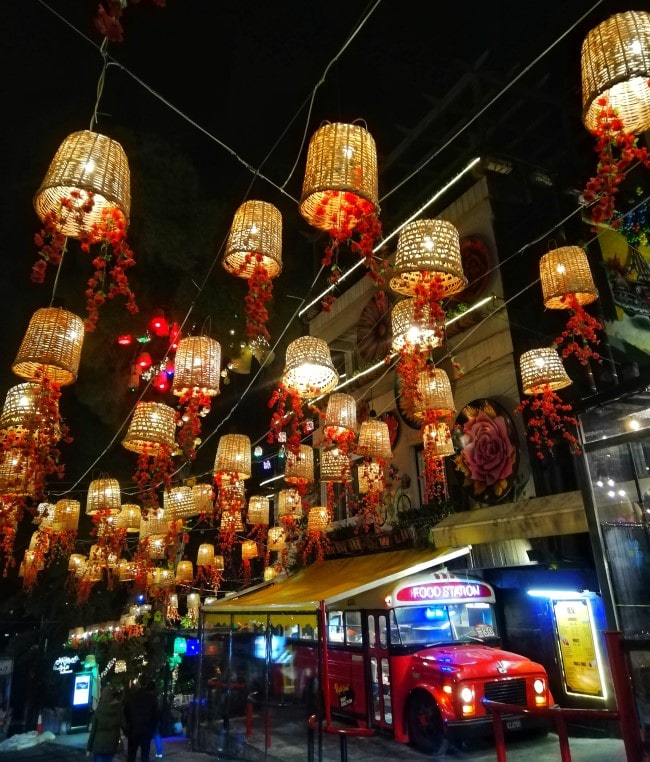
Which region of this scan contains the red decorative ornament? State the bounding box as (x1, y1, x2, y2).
(552, 294, 602, 366)
(516, 386, 580, 459)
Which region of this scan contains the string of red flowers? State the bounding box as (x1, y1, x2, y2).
(176, 389, 212, 462)
(516, 385, 580, 459)
(268, 382, 318, 455)
(421, 409, 451, 503)
(94, 0, 166, 44)
(194, 564, 223, 592)
(552, 293, 602, 366)
(582, 95, 650, 227)
(239, 255, 274, 343)
(133, 444, 175, 517)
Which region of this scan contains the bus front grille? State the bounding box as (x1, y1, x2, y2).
(483, 678, 527, 706)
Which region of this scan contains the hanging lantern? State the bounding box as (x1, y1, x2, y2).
(213, 434, 251, 479)
(187, 592, 201, 618)
(12, 307, 85, 386)
(391, 298, 443, 352)
(320, 449, 351, 483)
(172, 336, 221, 397)
(175, 560, 194, 584)
(267, 526, 286, 551)
(140, 508, 172, 538)
(149, 312, 169, 338)
(247, 495, 270, 525)
(285, 445, 314, 484)
(357, 420, 392, 461)
(324, 393, 357, 440)
(164, 486, 196, 519)
(136, 352, 153, 370)
(539, 246, 598, 309)
(358, 461, 385, 494)
(86, 477, 121, 516)
(299, 122, 379, 232)
(122, 401, 177, 456)
(282, 337, 338, 398)
(423, 422, 455, 457)
(34, 130, 131, 238)
(0, 451, 35, 496)
(37, 503, 56, 529)
(306, 506, 330, 533)
(197, 543, 216, 567)
(53, 499, 81, 531)
(263, 566, 277, 582)
(223, 200, 283, 278)
(390, 219, 466, 297)
(219, 477, 246, 510)
(241, 539, 258, 560)
(278, 488, 302, 518)
(519, 347, 572, 395)
(116, 503, 141, 533)
(118, 560, 135, 582)
(581, 11, 650, 135)
(147, 536, 166, 560)
(415, 368, 455, 419)
(68, 553, 86, 573)
(221, 509, 245, 533)
(192, 483, 214, 513)
(0, 382, 61, 444)
(114, 660, 127, 674)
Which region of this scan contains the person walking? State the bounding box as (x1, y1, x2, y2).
(87, 685, 123, 762)
(122, 681, 159, 762)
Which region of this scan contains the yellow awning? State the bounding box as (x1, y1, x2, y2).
(203, 546, 471, 614)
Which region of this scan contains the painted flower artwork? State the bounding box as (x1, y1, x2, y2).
(454, 399, 518, 503)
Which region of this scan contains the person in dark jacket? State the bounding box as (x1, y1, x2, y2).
(122, 681, 158, 762)
(87, 685, 123, 762)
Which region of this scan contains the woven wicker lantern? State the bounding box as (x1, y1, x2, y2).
(140, 508, 171, 538)
(391, 298, 443, 352)
(263, 566, 277, 582)
(357, 420, 392, 461)
(0, 452, 34, 496)
(192, 483, 214, 514)
(278, 488, 302, 518)
(197, 543, 216, 567)
(247, 495, 270, 525)
(539, 246, 598, 309)
(187, 592, 201, 618)
(34, 130, 131, 238)
(122, 402, 177, 456)
(175, 560, 194, 584)
(12, 308, 84, 386)
(221, 509, 245, 533)
(306, 506, 330, 533)
(241, 539, 258, 560)
(146, 537, 165, 560)
(282, 337, 338, 398)
(299, 122, 379, 232)
(0, 382, 61, 444)
(423, 422, 455, 457)
(68, 553, 86, 573)
(37, 503, 56, 529)
(390, 219, 466, 297)
(267, 526, 286, 551)
(320, 449, 351, 483)
(415, 368, 455, 419)
(164, 486, 196, 519)
(324, 393, 357, 439)
(285, 445, 314, 484)
(214, 434, 251, 480)
(218, 477, 246, 511)
(358, 460, 385, 494)
(520, 347, 572, 395)
(86, 477, 121, 516)
(581, 11, 650, 134)
(53, 499, 81, 531)
(116, 503, 141, 533)
(172, 336, 221, 397)
(223, 200, 283, 278)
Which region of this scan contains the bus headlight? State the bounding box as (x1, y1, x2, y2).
(533, 678, 548, 706)
(459, 686, 475, 715)
(533, 679, 545, 694)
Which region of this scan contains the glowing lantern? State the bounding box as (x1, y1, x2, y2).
(241, 540, 258, 560)
(86, 477, 121, 516)
(267, 526, 286, 551)
(415, 368, 455, 419)
(175, 560, 194, 584)
(391, 298, 443, 352)
(357, 420, 392, 461)
(323, 393, 357, 439)
(320, 449, 351, 483)
(539, 246, 598, 309)
(358, 461, 385, 494)
(149, 312, 169, 337)
(285, 445, 314, 484)
(214, 434, 251, 480)
(223, 200, 283, 279)
(282, 337, 338, 398)
(197, 543, 216, 567)
(172, 336, 221, 397)
(247, 495, 270, 525)
(306, 506, 330, 533)
(519, 347, 572, 395)
(122, 402, 177, 456)
(164, 486, 196, 519)
(136, 352, 153, 369)
(423, 422, 455, 457)
(277, 489, 302, 518)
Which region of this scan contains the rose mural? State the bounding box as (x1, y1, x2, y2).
(454, 399, 519, 503)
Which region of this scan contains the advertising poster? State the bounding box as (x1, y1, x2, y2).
(72, 672, 92, 707)
(553, 599, 604, 698)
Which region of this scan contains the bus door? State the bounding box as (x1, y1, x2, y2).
(365, 610, 393, 729)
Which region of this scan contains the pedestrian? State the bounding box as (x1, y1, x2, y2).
(122, 681, 159, 762)
(87, 685, 123, 762)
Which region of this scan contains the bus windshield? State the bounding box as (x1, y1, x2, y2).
(391, 602, 497, 645)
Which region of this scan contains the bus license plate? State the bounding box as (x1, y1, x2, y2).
(506, 719, 522, 730)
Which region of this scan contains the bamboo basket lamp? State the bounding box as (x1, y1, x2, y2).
(267, 526, 286, 551)
(263, 566, 277, 581)
(539, 246, 598, 309)
(357, 420, 392, 461)
(192, 483, 214, 513)
(299, 122, 379, 232)
(214, 434, 251, 480)
(164, 486, 196, 519)
(0, 452, 35, 496)
(116, 503, 141, 533)
(520, 347, 572, 395)
(324, 393, 357, 439)
(197, 543, 216, 567)
(12, 308, 84, 386)
(247, 495, 270, 525)
(221, 509, 245, 533)
(223, 200, 283, 278)
(391, 298, 443, 352)
(122, 402, 177, 456)
(175, 560, 194, 584)
(0, 382, 61, 444)
(241, 540, 258, 560)
(415, 368, 455, 419)
(320, 449, 351, 483)
(34, 130, 131, 238)
(423, 422, 455, 457)
(147, 537, 166, 560)
(53, 499, 81, 531)
(278, 488, 302, 518)
(172, 336, 221, 397)
(86, 477, 121, 516)
(218, 477, 246, 510)
(285, 445, 314, 484)
(282, 337, 338, 398)
(307, 506, 330, 533)
(581, 11, 650, 135)
(358, 461, 384, 494)
(390, 219, 466, 297)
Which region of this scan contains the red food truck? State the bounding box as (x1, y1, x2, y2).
(201, 547, 553, 753)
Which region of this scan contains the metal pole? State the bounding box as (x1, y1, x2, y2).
(192, 613, 204, 751)
(604, 631, 644, 762)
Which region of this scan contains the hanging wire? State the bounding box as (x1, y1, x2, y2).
(89, 37, 109, 131)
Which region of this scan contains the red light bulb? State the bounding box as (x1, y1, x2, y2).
(137, 351, 152, 369)
(117, 334, 132, 346)
(154, 371, 169, 392)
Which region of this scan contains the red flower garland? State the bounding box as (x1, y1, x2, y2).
(239, 255, 274, 343)
(516, 385, 580, 459)
(268, 382, 318, 455)
(176, 390, 211, 462)
(133, 444, 175, 516)
(552, 293, 602, 366)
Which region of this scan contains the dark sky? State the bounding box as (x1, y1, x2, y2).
(0, 0, 631, 497)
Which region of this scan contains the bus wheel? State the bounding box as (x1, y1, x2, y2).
(408, 693, 445, 754)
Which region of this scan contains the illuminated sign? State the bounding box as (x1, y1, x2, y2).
(72, 673, 92, 706)
(553, 598, 605, 699)
(53, 655, 79, 674)
(394, 576, 495, 605)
